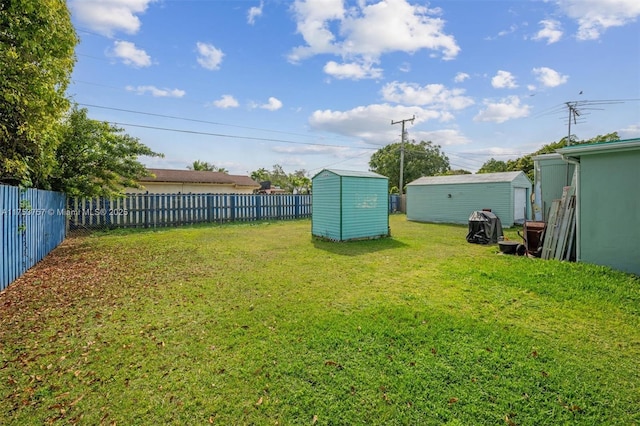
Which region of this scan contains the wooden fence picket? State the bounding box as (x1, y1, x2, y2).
(67, 193, 315, 230)
(1, 184, 66, 291)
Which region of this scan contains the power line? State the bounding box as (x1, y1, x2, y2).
(308, 149, 373, 173)
(79, 102, 349, 142)
(108, 121, 379, 150)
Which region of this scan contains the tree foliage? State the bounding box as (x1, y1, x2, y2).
(477, 158, 508, 174)
(251, 165, 311, 194)
(187, 160, 228, 173)
(369, 141, 450, 192)
(441, 169, 472, 175)
(50, 107, 163, 197)
(477, 132, 620, 180)
(0, 0, 77, 187)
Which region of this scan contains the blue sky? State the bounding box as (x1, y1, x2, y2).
(67, 0, 640, 176)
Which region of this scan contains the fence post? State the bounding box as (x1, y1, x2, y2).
(230, 195, 236, 222)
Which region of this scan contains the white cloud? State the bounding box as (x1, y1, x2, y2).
(498, 24, 518, 37)
(69, 0, 156, 37)
(323, 60, 383, 80)
(212, 95, 239, 109)
(533, 66, 569, 87)
(454, 72, 470, 83)
(399, 62, 411, 73)
(474, 96, 531, 123)
(289, 0, 345, 60)
(533, 19, 563, 44)
(413, 129, 470, 146)
(555, 0, 640, 40)
(248, 1, 264, 25)
(110, 41, 151, 67)
(485, 23, 520, 41)
(619, 124, 640, 139)
(289, 0, 460, 66)
(381, 81, 474, 110)
(308, 103, 448, 146)
(491, 70, 518, 89)
(272, 145, 350, 156)
(126, 85, 185, 98)
(196, 42, 224, 70)
(261, 97, 283, 111)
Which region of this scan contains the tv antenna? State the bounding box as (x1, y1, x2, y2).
(562, 98, 630, 145)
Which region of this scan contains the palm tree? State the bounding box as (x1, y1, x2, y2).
(187, 160, 227, 173)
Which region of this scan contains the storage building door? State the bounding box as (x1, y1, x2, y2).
(514, 187, 527, 224)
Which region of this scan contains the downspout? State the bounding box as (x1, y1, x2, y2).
(561, 155, 581, 262)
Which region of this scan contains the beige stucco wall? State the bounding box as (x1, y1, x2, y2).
(127, 182, 258, 194)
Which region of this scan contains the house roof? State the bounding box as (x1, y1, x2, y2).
(557, 137, 640, 157)
(141, 169, 260, 188)
(313, 169, 387, 179)
(407, 171, 529, 186)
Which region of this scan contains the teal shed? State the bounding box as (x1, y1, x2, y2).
(532, 153, 576, 221)
(557, 138, 640, 275)
(312, 169, 389, 241)
(406, 171, 532, 227)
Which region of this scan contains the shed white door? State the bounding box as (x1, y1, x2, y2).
(514, 188, 526, 224)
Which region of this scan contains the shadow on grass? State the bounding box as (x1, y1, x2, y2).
(312, 236, 408, 256)
(68, 218, 310, 237)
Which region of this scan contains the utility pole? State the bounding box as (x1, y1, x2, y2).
(391, 115, 415, 195)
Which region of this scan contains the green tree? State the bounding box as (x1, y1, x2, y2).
(477, 158, 508, 174)
(187, 160, 228, 173)
(0, 0, 77, 187)
(250, 165, 311, 193)
(50, 107, 163, 197)
(269, 164, 289, 189)
(251, 168, 270, 182)
(369, 141, 450, 192)
(441, 169, 472, 175)
(289, 169, 312, 194)
(480, 132, 620, 181)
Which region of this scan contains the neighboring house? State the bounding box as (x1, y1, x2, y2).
(406, 171, 532, 227)
(128, 168, 261, 194)
(556, 138, 640, 275)
(312, 169, 389, 241)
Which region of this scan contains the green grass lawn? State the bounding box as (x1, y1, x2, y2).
(1, 215, 639, 425)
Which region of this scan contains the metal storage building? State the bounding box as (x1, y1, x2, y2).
(312, 169, 389, 241)
(557, 138, 640, 275)
(532, 154, 576, 221)
(406, 171, 532, 227)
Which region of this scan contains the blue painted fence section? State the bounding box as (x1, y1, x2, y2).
(1, 185, 67, 291)
(69, 193, 402, 230)
(389, 194, 401, 213)
(68, 193, 314, 229)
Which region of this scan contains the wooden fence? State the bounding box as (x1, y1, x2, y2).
(67, 193, 314, 230)
(68, 193, 403, 230)
(1, 184, 66, 291)
(1, 190, 402, 288)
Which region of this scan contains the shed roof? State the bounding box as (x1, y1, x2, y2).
(407, 171, 528, 186)
(313, 169, 387, 179)
(557, 137, 640, 157)
(141, 169, 260, 187)
(532, 153, 563, 162)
